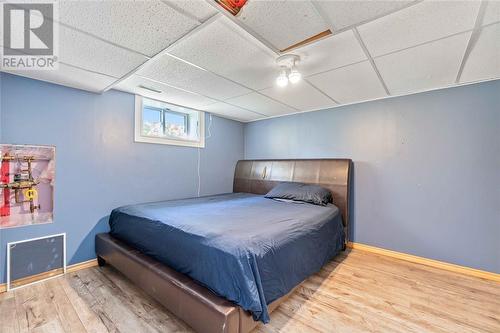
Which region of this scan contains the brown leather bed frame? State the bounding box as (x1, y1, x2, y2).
(95, 159, 352, 333)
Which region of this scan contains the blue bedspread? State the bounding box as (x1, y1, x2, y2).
(109, 193, 344, 323)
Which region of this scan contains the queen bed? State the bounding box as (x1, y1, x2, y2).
(95, 159, 352, 333)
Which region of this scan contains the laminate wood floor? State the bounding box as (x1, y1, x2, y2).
(1, 249, 498, 333)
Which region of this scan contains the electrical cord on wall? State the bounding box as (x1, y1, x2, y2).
(197, 113, 213, 197)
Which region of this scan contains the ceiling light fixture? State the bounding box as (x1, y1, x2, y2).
(275, 54, 301, 87)
(276, 67, 289, 87)
(288, 66, 302, 84)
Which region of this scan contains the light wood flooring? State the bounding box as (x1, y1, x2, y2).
(1, 249, 499, 333)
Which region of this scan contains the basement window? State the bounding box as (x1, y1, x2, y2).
(135, 96, 205, 148)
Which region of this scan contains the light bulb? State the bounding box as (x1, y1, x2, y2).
(276, 69, 289, 87)
(289, 67, 301, 84)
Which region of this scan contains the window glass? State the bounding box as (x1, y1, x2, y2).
(142, 106, 163, 137)
(135, 96, 204, 148)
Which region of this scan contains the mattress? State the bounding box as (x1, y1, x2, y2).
(109, 192, 344, 323)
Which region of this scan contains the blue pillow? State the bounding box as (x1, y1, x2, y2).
(265, 182, 333, 206)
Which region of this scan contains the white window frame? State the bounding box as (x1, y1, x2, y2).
(135, 95, 205, 148)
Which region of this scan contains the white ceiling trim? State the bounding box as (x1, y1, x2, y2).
(353, 28, 391, 95)
(244, 76, 500, 123)
(455, 0, 488, 83)
(100, 13, 221, 93)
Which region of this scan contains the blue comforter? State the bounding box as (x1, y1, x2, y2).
(109, 193, 344, 323)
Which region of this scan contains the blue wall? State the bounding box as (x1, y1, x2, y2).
(245, 80, 500, 273)
(1, 73, 498, 282)
(0, 73, 244, 282)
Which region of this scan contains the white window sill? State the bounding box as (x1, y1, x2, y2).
(134, 135, 205, 148)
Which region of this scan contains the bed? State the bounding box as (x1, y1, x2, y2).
(95, 159, 352, 333)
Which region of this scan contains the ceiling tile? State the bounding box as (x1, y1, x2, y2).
(163, 0, 218, 22)
(59, 0, 198, 57)
(307, 61, 387, 104)
(260, 80, 336, 111)
(296, 30, 366, 77)
(169, 17, 277, 91)
(137, 54, 250, 100)
(237, 0, 329, 51)
(358, 1, 480, 57)
(225, 92, 296, 116)
(313, 0, 415, 30)
(59, 25, 148, 78)
(3, 63, 116, 93)
(114, 75, 217, 109)
(483, 1, 500, 26)
(375, 32, 471, 95)
(201, 102, 262, 122)
(460, 23, 500, 83)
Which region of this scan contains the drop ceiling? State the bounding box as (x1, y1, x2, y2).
(2, 0, 499, 122)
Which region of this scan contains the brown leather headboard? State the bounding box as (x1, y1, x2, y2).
(233, 159, 352, 242)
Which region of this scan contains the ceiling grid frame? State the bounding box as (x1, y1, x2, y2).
(352, 28, 391, 95)
(133, 74, 268, 118)
(455, 0, 488, 83)
(247, 75, 500, 123)
(59, 61, 120, 80)
(77, 0, 497, 118)
(105, 0, 500, 121)
(2, 0, 498, 123)
(159, 0, 204, 24)
(162, 54, 302, 112)
(202, 0, 281, 55)
(133, 81, 268, 122)
(4, 0, 221, 92)
(57, 0, 217, 58)
(100, 13, 221, 93)
(299, 0, 424, 53)
(7, 2, 153, 59)
(94, 4, 302, 114)
(59, 21, 152, 59)
(311, 0, 339, 31)
(4, 2, 154, 79)
(159, 0, 390, 114)
(302, 59, 368, 81)
(303, 79, 340, 104)
(372, 28, 477, 60)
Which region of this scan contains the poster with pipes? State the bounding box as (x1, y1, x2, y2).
(0, 144, 55, 229)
